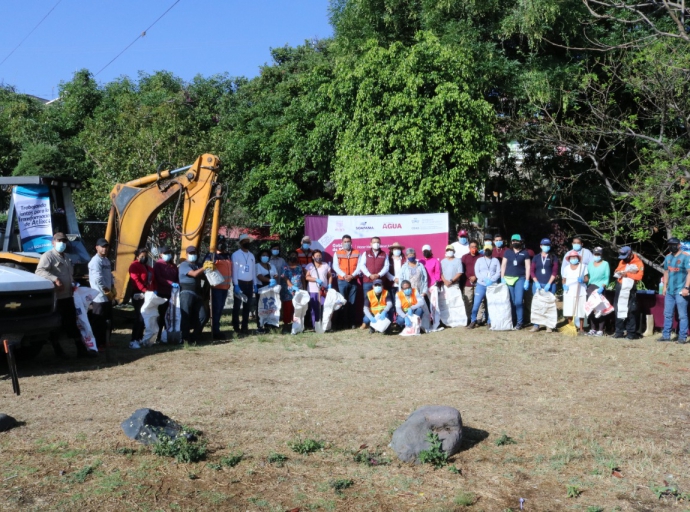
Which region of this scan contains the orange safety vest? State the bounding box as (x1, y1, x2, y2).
(397, 289, 418, 312)
(213, 259, 233, 290)
(367, 289, 389, 315)
(336, 249, 360, 280)
(615, 253, 644, 283)
(296, 248, 313, 267)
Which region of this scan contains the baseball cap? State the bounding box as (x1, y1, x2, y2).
(592, 246, 603, 255)
(422, 244, 431, 252)
(96, 237, 109, 247)
(53, 232, 68, 241)
(668, 237, 681, 245)
(540, 238, 551, 245)
(445, 244, 455, 251)
(373, 278, 383, 285)
(511, 234, 522, 241)
(159, 245, 172, 254)
(239, 233, 251, 242)
(301, 235, 311, 243)
(186, 246, 197, 254)
(618, 246, 632, 259)
(458, 230, 468, 236)
(483, 233, 493, 241)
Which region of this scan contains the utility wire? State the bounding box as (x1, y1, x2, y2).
(0, 0, 63, 68)
(94, 0, 181, 77)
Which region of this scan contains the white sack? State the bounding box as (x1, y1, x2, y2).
(438, 285, 467, 328)
(162, 287, 181, 343)
(291, 290, 310, 334)
(616, 277, 635, 319)
(486, 284, 513, 331)
(427, 286, 443, 332)
(371, 317, 391, 333)
(73, 287, 98, 352)
(322, 289, 346, 331)
(141, 291, 167, 344)
(530, 289, 558, 329)
(399, 314, 421, 336)
(257, 284, 282, 328)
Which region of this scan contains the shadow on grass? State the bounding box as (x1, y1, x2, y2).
(460, 425, 489, 452)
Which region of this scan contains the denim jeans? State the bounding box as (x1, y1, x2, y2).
(507, 277, 526, 326)
(663, 292, 689, 341)
(210, 288, 229, 335)
(337, 279, 358, 327)
(471, 285, 490, 324)
(395, 307, 423, 327)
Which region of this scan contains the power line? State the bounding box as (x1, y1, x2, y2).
(94, 0, 181, 77)
(0, 0, 63, 68)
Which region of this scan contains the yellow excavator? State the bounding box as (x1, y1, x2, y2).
(105, 153, 223, 302)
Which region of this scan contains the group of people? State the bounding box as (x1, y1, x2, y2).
(36, 227, 690, 358)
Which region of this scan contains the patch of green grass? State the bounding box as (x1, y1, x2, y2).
(198, 490, 232, 505)
(115, 447, 136, 456)
(152, 433, 207, 463)
(454, 491, 476, 506)
(495, 434, 517, 446)
(220, 452, 244, 467)
(418, 432, 448, 468)
(566, 485, 581, 498)
(650, 483, 684, 500)
(289, 438, 324, 455)
(67, 461, 101, 483)
(37, 439, 69, 453)
(248, 496, 271, 507)
(353, 449, 390, 467)
(93, 470, 125, 496)
(267, 452, 288, 467)
(306, 339, 318, 349)
(330, 478, 354, 495)
(586, 507, 604, 512)
(447, 464, 461, 474)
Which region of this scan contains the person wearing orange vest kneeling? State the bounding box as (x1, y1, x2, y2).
(333, 234, 361, 329)
(363, 278, 393, 334)
(395, 280, 425, 330)
(204, 237, 233, 341)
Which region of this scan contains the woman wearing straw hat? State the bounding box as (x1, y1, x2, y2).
(562, 250, 588, 334)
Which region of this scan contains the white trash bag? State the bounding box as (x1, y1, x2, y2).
(486, 284, 513, 331)
(438, 285, 467, 328)
(399, 314, 421, 336)
(371, 316, 391, 333)
(427, 286, 443, 332)
(257, 284, 282, 328)
(530, 289, 558, 329)
(291, 290, 310, 335)
(162, 287, 181, 343)
(322, 289, 347, 332)
(73, 286, 98, 352)
(141, 291, 167, 345)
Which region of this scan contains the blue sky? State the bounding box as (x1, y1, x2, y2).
(0, 0, 333, 100)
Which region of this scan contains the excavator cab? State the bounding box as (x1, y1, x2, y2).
(0, 176, 91, 275)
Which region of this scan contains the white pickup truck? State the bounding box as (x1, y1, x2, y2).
(0, 265, 61, 359)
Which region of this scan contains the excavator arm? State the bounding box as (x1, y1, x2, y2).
(105, 154, 222, 302)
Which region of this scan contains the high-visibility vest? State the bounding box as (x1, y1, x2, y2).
(397, 289, 418, 313)
(367, 289, 389, 315)
(362, 250, 387, 283)
(296, 248, 313, 267)
(213, 259, 233, 290)
(336, 249, 360, 279)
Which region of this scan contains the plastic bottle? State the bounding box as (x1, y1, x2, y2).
(659, 280, 664, 295)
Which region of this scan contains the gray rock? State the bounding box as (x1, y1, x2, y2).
(120, 408, 195, 445)
(390, 405, 463, 463)
(0, 414, 17, 432)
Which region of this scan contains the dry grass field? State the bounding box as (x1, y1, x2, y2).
(1, 316, 690, 511)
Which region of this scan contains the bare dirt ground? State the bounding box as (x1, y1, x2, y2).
(1, 315, 690, 511)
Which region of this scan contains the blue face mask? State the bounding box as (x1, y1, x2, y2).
(188, 254, 197, 263)
(162, 254, 172, 262)
(541, 246, 550, 253)
(55, 242, 67, 253)
(373, 286, 383, 294)
(459, 237, 468, 245)
(302, 243, 310, 250)
(407, 256, 416, 263)
(261, 256, 269, 263)
(570, 258, 580, 265)
(403, 288, 412, 297)
(271, 249, 279, 256)
(572, 243, 582, 251)
(593, 255, 602, 262)
(495, 241, 503, 248)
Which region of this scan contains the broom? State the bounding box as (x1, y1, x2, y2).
(560, 263, 584, 336)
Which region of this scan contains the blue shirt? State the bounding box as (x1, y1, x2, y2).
(664, 252, 690, 295)
(503, 249, 530, 278)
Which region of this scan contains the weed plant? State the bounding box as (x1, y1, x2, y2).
(418, 432, 448, 468)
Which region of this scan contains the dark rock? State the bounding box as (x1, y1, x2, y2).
(0, 414, 17, 432)
(120, 408, 195, 445)
(390, 405, 463, 463)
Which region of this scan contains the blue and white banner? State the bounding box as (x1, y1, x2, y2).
(12, 185, 53, 253)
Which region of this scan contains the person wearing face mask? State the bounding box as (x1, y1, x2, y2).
(232, 233, 257, 335)
(128, 248, 152, 349)
(460, 240, 481, 318)
(296, 236, 314, 267)
(451, 229, 471, 258)
(178, 246, 208, 343)
(468, 245, 501, 328)
(36, 232, 94, 358)
(562, 250, 588, 333)
(585, 247, 610, 336)
(88, 238, 114, 350)
(561, 237, 593, 275)
(333, 235, 361, 329)
(282, 250, 305, 330)
(395, 280, 425, 330)
(420, 245, 441, 289)
(357, 237, 390, 327)
(500, 234, 531, 330)
(660, 237, 690, 343)
(363, 278, 393, 333)
(612, 246, 644, 339)
(203, 237, 233, 341)
(152, 245, 179, 341)
(385, 242, 406, 298)
(254, 249, 279, 333)
(400, 248, 429, 299)
(529, 238, 560, 333)
(493, 234, 507, 261)
(305, 249, 333, 330)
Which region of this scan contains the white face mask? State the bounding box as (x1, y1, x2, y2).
(392, 249, 401, 256)
(445, 251, 454, 258)
(188, 254, 197, 263)
(371, 242, 380, 250)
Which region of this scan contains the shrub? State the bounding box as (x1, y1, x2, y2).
(418, 432, 448, 468)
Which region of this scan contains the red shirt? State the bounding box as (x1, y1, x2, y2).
(152, 260, 179, 299)
(461, 252, 481, 287)
(128, 260, 152, 293)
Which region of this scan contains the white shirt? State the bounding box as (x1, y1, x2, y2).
(386, 256, 404, 283)
(232, 249, 256, 285)
(451, 241, 470, 258)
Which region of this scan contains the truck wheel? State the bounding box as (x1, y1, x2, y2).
(14, 341, 44, 361)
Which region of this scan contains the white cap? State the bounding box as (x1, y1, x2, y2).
(422, 244, 432, 252)
(239, 233, 251, 242)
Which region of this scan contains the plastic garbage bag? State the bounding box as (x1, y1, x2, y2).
(141, 291, 167, 345)
(438, 285, 467, 328)
(257, 284, 282, 328)
(73, 287, 98, 352)
(486, 284, 513, 331)
(291, 290, 310, 334)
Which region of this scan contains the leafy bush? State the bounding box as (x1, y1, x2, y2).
(330, 478, 354, 495)
(152, 433, 207, 463)
(495, 434, 517, 446)
(353, 449, 390, 467)
(267, 452, 288, 467)
(454, 491, 476, 506)
(418, 432, 448, 468)
(67, 461, 101, 483)
(220, 452, 243, 468)
(288, 438, 324, 455)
